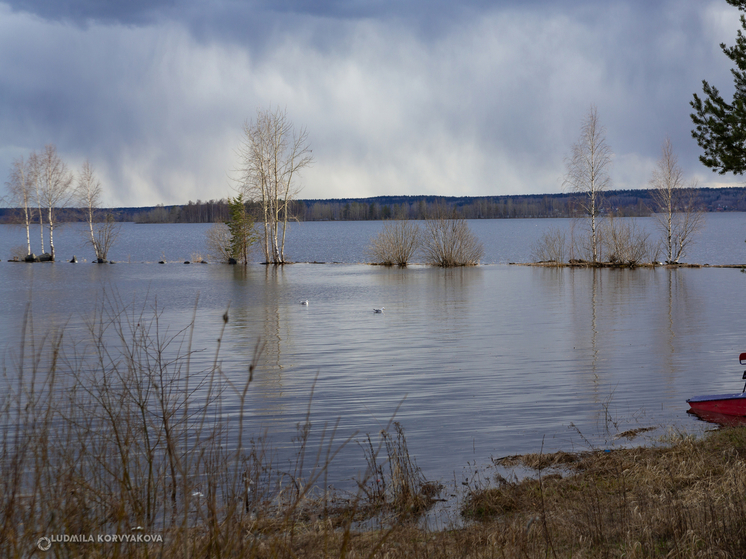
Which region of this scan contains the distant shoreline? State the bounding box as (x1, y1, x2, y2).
(2, 186, 746, 224)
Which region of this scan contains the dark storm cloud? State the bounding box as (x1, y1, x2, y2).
(5, 0, 545, 23)
(3, 0, 635, 40)
(6, 0, 178, 25)
(0, 0, 742, 205)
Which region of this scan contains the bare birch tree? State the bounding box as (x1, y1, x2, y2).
(37, 145, 74, 261)
(76, 160, 119, 261)
(29, 151, 45, 255)
(5, 156, 34, 256)
(649, 138, 704, 263)
(563, 106, 613, 263)
(238, 107, 312, 264)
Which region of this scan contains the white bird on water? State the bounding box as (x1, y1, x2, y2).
(300, 300, 309, 305)
(373, 307, 384, 313)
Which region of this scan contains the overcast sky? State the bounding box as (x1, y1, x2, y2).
(0, 0, 743, 206)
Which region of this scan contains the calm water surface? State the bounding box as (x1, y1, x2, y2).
(1, 215, 746, 486)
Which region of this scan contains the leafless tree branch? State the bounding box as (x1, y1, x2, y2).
(563, 106, 612, 263)
(649, 138, 704, 263)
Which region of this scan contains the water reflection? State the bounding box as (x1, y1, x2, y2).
(1, 262, 745, 485)
(537, 267, 717, 439)
(222, 266, 291, 418)
(687, 408, 746, 427)
(591, 268, 599, 387)
(661, 271, 685, 391)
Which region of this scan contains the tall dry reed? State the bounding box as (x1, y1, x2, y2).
(0, 293, 414, 557)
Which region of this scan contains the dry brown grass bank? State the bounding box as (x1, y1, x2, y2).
(461, 426, 746, 558)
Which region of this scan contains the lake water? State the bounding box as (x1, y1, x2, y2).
(2, 214, 746, 491)
(2, 213, 746, 265)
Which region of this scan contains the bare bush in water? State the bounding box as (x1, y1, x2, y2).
(601, 216, 655, 265)
(205, 222, 233, 263)
(9, 245, 26, 262)
(531, 228, 567, 264)
(421, 207, 484, 267)
(367, 220, 420, 266)
(536, 218, 655, 266)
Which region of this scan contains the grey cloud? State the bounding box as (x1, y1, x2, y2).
(0, 0, 743, 207)
(4, 0, 605, 40)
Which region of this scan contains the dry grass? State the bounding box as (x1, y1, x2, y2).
(462, 427, 746, 557)
(356, 423, 443, 520)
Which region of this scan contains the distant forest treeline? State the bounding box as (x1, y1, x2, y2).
(1, 187, 745, 224)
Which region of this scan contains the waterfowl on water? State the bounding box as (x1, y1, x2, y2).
(300, 300, 309, 305)
(373, 307, 384, 313)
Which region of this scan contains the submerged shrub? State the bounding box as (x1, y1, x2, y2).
(367, 220, 420, 266)
(531, 227, 567, 264)
(601, 216, 655, 265)
(205, 222, 232, 263)
(421, 208, 484, 267)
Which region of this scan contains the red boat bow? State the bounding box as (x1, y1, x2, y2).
(687, 353, 746, 418)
